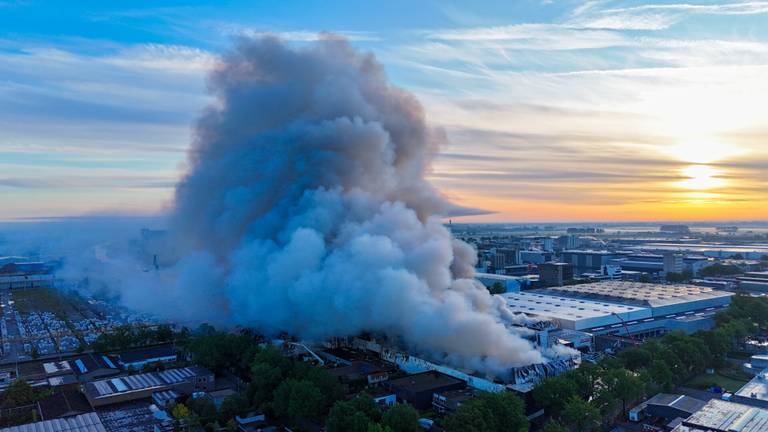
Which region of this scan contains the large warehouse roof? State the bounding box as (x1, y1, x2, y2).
(541, 281, 733, 308)
(501, 291, 650, 330)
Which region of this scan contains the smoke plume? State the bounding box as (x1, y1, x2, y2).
(9, 36, 556, 373)
(158, 35, 546, 371)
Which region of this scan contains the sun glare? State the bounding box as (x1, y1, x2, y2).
(665, 138, 741, 164)
(677, 164, 725, 191)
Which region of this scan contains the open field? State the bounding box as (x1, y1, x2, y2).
(686, 368, 753, 392)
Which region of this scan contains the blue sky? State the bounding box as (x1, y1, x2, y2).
(1, 0, 768, 221)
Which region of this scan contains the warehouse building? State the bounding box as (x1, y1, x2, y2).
(672, 399, 768, 432)
(0, 412, 105, 432)
(733, 369, 768, 409)
(386, 372, 466, 410)
(83, 366, 213, 408)
(501, 281, 733, 337)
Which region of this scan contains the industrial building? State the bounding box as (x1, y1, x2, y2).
(733, 369, 768, 409)
(82, 366, 213, 408)
(117, 345, 177, 370)
(501, 281, 733, 337)
(560, 250, 618, 274)
(475, 273, 523, 292)
(538, 262, 574, 286)
(738, 272, 768, 292)
(0, 412, 105, 432)
(0, 260, 57, 290)
(386, 371, 466, 410)
(629, 393, 707, 422)
(672, 399, 768, 432)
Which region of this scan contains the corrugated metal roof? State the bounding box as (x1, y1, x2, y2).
(0, 412, 105, 432)
(86, 367, 209, 397)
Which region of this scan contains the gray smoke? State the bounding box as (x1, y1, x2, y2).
(159, 35, 546, 372)
(10, 36, 555, 373)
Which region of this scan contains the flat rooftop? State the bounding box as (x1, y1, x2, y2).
(735, 369, 768, 404)
(540, 281, 733, 308)
(84, 367, 209, 399)
(387, 372, 464, 393)
(676, 399, 768, 432)
(646, 393, 707, 415)
(502, 291, 647, 322)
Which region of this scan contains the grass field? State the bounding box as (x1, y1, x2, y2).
(686, 369, 752, 392)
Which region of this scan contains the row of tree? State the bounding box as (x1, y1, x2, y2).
(90, 323, 176, 352)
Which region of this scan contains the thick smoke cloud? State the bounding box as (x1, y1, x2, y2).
(3, 36, 555, 374)
(160, 36, 546, 371)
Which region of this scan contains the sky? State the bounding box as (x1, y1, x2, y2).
(0, 0, 767, 223)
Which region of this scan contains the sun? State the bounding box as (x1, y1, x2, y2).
(677, 165, 725, 191)
(665, 138, 741, 164)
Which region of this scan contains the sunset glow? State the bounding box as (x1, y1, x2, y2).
(0, 1, 767, 222)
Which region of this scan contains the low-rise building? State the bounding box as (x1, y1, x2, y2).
(82, 366, 213, 408)
(432, 388, 476, 413)
(386, 372, 466, 410)
(72, 354, 121, 382)
(629, 393, 706, 422)
(672, 399, 768, 432)
(733, 369, 768, 409)
(0, 412, 104, 432)
(117, 345, 177, 370)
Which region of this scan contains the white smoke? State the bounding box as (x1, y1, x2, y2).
(8, 36, 556, 373)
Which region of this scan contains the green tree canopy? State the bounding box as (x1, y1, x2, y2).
(563, 396, 601, 432)
(381, 404, 419, 432)
(532, 376, 578, 417)
(2, 380, 35, 408)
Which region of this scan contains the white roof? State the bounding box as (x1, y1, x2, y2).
(543, 281, 733, 308)
(680, 399, 768, 432)
(43, 360, 72, 375)
(501, 291, 649, 330)
(86, 367, 202, 398)
(0, 412, 105, 432)
(736, 369, 768, 404)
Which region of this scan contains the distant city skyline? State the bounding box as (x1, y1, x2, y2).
(1, 0, 767, 222)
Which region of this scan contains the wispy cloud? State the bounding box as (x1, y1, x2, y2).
(569, 1, 768, 30)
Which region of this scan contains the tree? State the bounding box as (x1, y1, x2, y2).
(326, 400, 373, 432)
(563, 397, 601, 432)
(603, 369, 644, 417)
(273, 379, 324, 421)
(172, 403, 191, 419)
(532, 376, 578, 417)
(488, 282, 506, 295)
(648, 360, 675, 392)
(617, 347, 652, 371)
(367, 424, 393, 432)
(542, 420, 568, 432)
(444, 402, 491, 432)
(566, 362, 602, 399)
(2, 380, 35, 408)
(381, 404, 419, 432)
(219, 394, 249, 424)
(699, 264, 743, 277)
(476, 392, 528, 432)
